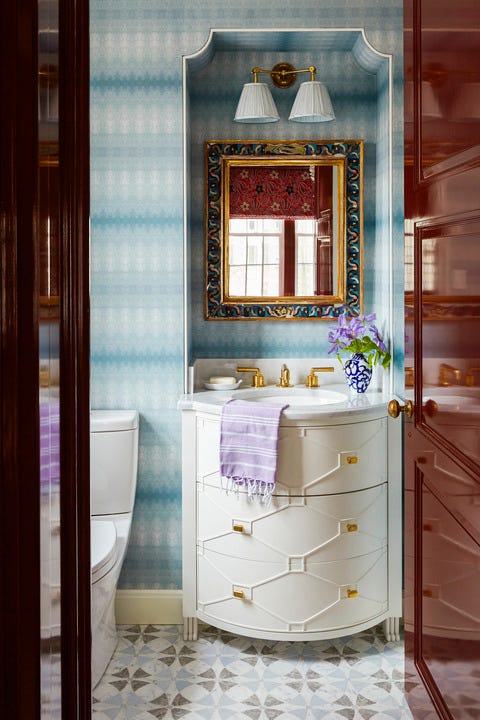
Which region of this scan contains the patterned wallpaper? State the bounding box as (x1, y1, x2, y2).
(90, 0, 403, 590)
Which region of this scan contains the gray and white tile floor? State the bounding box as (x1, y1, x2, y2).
(92, 624, 414, 720)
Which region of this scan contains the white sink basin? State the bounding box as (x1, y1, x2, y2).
(179, 382, 388, 421)
(247, 389, 347, 406)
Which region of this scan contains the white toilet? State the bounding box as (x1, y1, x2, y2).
(90, 409, 139, 688)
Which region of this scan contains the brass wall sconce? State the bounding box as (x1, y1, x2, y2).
(234, 62, 335, 124)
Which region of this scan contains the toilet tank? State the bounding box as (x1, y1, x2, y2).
(90, 410, 139, 516)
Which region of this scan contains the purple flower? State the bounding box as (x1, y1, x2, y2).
(369, 324, 387, 352)
(327, 312, 391, 369)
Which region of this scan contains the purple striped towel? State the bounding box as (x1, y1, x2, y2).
(220, 398, 288, 504)
(40, 398, 60, 490)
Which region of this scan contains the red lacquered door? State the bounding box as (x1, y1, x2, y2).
(404, 0, 480, 717)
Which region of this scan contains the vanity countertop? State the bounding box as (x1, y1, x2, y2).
(178, 384, 391, 423)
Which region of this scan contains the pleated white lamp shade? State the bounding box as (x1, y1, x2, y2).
(234, 83, 280, 123)
(289, 81, 335, 122)
(404, 81, 442, 120)
(451, 82, 480, 121)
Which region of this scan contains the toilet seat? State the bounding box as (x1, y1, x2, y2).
(91, 520, 117, 583)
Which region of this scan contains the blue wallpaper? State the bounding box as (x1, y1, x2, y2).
(90, 0, 403, 590)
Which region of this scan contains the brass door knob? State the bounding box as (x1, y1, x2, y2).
(388, 399, 414, 419)
(423, 399, 438, 417)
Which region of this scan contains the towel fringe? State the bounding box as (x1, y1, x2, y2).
(221, 475, 273, 506)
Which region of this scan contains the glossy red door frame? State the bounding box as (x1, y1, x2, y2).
(404, 0, 480, 717)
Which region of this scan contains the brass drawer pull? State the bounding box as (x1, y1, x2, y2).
(232, 523, 244, 533)
(346, 523, 358, 532)
(233, 590, 245, 599)
(346, 455, 358, 464)
(347, 589, 358, 599)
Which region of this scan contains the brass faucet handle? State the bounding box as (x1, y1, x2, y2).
(306, 366, 334, 388)
(466, 367, 480, 387)
(405, 366, 414, 388)
(438, 362, 461, 386)
(237, 366, 265, 388)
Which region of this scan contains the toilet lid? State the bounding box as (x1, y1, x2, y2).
(91, 520, 117, 583)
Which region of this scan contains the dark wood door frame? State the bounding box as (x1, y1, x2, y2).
(1, 1, 41, 716)
(0, 0, 91, 717)
(59, 0, 91, 717)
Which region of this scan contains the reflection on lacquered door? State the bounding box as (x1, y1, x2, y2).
(404, 0, 480, 717)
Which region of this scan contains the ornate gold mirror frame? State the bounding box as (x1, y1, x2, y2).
(204, 140, 363, 320)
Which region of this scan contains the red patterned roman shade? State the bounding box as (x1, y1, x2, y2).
(229, 165, 318, 219)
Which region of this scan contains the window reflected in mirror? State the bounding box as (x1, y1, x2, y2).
(228, 216, 335, 298)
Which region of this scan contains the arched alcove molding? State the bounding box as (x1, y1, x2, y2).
(182, 29, 393, 392)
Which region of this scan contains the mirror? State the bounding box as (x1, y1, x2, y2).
(205, 140, 363, 319)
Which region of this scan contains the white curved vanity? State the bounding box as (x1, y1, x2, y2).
(179, 383, 402, 643)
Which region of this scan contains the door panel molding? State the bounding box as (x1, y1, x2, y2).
(405, 0, 480, 717)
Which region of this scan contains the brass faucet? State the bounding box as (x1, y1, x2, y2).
(466, 367, 480, 387)
(405, 366, 414, 388)
(276, 363, 293, 388)
(237, 366, 265, 388)
(306, 366, 334, 388)
(438, 363, 461, 387)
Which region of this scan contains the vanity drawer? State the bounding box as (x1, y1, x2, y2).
(276, 421, 387, 494)
(197, 546, 387, 635)
(197, 482, 387, 562)
(197, 416, 387, 495)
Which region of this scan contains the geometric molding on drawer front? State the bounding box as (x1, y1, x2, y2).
(275, 420, 387, 495)
(252, 504, 339, 557)
(253, 484, 387, 560)
(198, 547, 286, 585)
(199, 532, 285, 564)
(197, 482, 289, 534)
(197, 547, 387, 634)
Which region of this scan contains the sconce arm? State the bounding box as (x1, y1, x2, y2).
(251, 63, 317, 86)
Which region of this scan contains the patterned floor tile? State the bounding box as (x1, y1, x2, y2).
(92, 624, 413, 719)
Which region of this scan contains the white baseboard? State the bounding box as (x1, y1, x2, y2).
(115, 589, 183, 625)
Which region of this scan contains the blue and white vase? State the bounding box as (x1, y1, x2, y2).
(343, 353, 372, 393)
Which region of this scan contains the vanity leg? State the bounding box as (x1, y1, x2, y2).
(183, 616, 198, 641)
(383, 616, 401, 642)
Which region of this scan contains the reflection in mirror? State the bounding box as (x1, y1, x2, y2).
(226, 163, 339, 299)
(205, 140, 363, 320)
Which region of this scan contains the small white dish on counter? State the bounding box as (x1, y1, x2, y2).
(203, 380, 243, 391)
